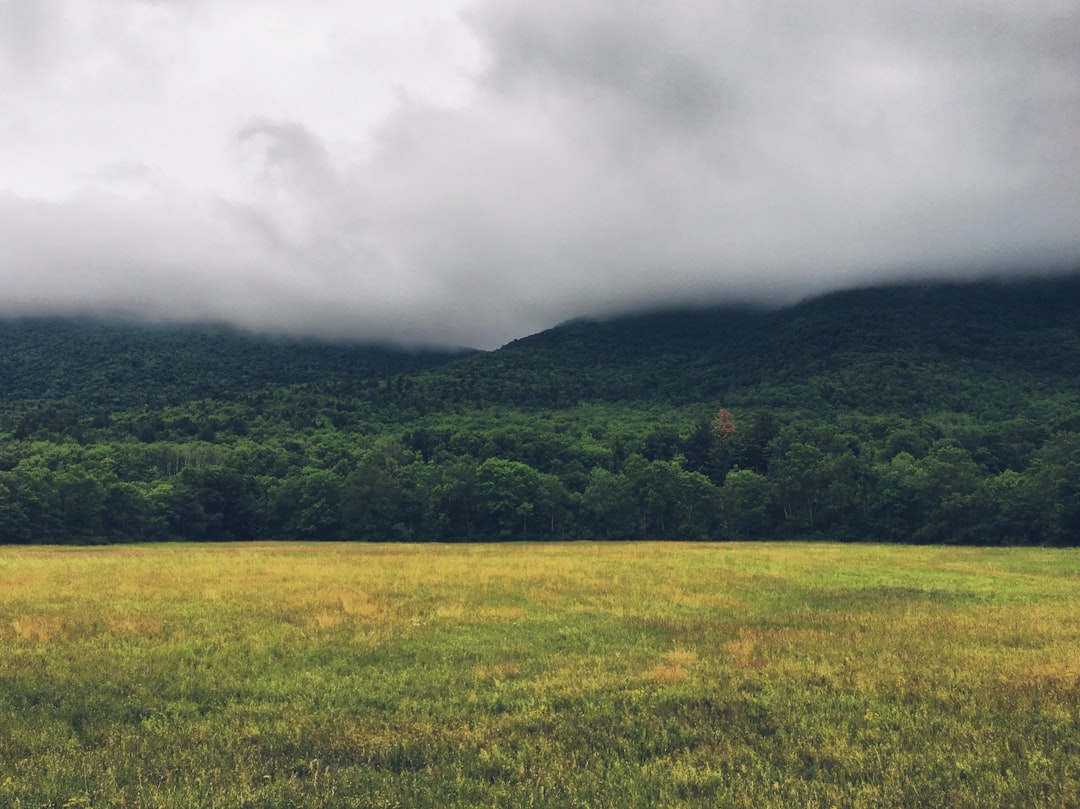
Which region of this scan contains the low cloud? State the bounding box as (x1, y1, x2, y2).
(1, 0, 1077, 347)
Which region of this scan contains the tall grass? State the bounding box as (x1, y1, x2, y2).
(1, 542, 1078, 808)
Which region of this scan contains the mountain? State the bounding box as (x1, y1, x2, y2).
(414, 272, 1080, 416)
(4, 273, 1078, 416)
(0, 318, 474, 411)
(1, 272, 1078, 546)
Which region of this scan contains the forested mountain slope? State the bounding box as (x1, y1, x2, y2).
(0, 319, 473, 411)
(413, 273, 1080, 414)
(0, 272, 1078, 546)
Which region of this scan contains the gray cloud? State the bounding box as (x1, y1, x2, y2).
(0, 2, 56, 75)
(356, 0, 1080, 341)
(0, 0, 1077, 348)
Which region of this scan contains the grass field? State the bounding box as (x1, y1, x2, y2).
(1, 542, 1079, 808)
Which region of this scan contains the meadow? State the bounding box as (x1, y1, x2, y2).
(1, 542, 1079, 808)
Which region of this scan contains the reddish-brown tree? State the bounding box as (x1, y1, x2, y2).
(712, 408, 735, 441)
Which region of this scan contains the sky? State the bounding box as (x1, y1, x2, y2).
(1, 0, 1078, 349)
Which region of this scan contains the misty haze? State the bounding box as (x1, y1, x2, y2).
(1, 0, 1077, 347)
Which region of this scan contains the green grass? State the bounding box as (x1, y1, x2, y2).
(1, 542, 1079, 808)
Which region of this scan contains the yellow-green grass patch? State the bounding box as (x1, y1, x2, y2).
(1, 541, 1079, 808)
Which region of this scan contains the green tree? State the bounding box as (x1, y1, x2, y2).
(582, 468, 637, 539)
(720, 469, 777, 539)
(340, 452, 420, 541)
(0, 472, 32, 543)
(55, 467, 107, 541)
(271, 468, 344, 540)
(771, 442, 830, 531)
(474, 458, 543, 539)
(1028, 432, 1080, 545)
(102, 481, 157, 542)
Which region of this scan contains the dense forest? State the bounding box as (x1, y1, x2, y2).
(1, 273, 1079, 545)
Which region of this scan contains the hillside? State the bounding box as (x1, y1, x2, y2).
(5, 273, 1079, 415)
(0, 318, 473, 411)
(0, 272, 1078, 546)
(412, 273, 1080, 415)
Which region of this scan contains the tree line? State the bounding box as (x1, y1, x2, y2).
(1, 402, 1077, 545)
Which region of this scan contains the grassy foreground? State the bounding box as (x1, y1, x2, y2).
(1, 542, 1079, 808)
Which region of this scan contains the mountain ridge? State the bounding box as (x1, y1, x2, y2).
(410, 271, 1080, 413)
(3, 271, 1078, 414)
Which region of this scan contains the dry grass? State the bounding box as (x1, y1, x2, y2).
(646, 647, 701, 684)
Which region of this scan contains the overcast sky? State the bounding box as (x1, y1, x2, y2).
(1, 0, 1078, 348)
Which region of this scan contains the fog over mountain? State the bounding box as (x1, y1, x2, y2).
(1, 0, 1077, 348)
